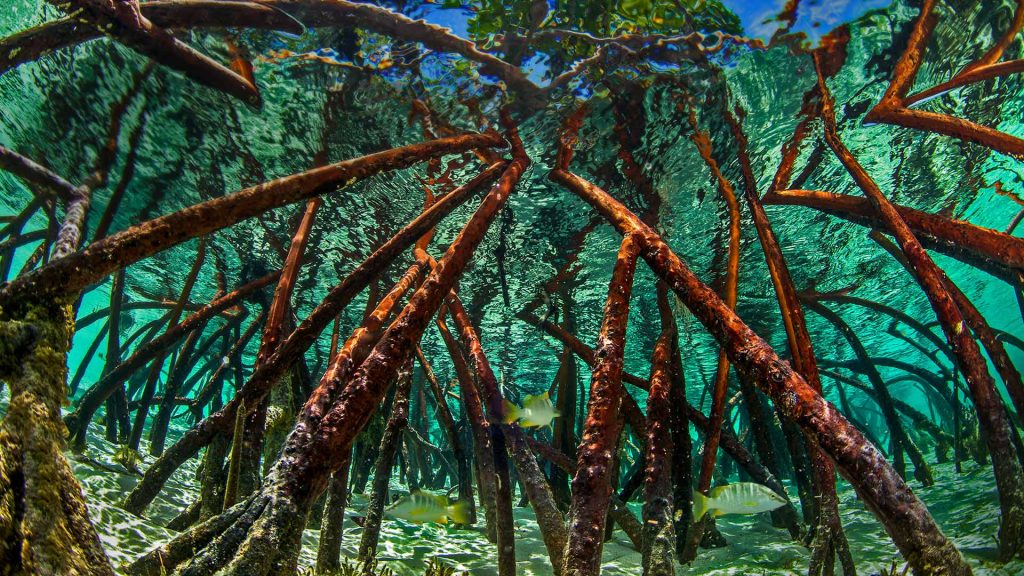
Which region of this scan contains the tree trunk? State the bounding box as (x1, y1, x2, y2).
(0, 299, 114, 575)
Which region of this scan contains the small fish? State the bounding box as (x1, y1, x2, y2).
(384, 491, 471, 525)
(503, 391, 560, 429)
(113, 445, 142, 474)
(225, 38, 256, 87)
(692, 482, 788, 520)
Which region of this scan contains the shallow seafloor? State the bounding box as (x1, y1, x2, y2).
(66, 418, 1020, 576)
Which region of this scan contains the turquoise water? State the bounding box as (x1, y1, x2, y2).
(1, 0, 1024, 574)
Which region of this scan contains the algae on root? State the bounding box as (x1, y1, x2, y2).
(0, 300, 113, 575)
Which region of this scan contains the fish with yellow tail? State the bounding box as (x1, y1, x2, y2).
(503, 391, 560, 429)
(384, 491, 472, 525)
(693, 482, 788, 520)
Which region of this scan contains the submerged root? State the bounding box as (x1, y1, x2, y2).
(128, 472, 313, 576)
(0, 301, 113, 576)
(807, 508, 856, 576)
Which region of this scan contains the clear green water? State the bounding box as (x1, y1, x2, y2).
(1, 0, 1023, 574)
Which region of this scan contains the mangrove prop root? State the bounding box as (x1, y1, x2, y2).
(120, 163, 502, 516)
(728, 104, 851, 568)
(642, 328, 677, 576)
(525, 436, 644, 553)
(130, 122, 526, 575)
(864, 0, 1024, 157)
(761, 189, 1024, 284)
(817, 46, 1024, 561)
(358, 360, 413, 562)
(684, 108, 742, 563)
(0, 145, 76, 203)
(519, 309, 796, 515)
(129, 238, 207, 453)
(445, 290, 567, 573)
(46, 0, 260, 105)
(0, 1, 302, 74)
(438, 289, 517, 575)
(871, 232, 1024, 430)
(802, 297, 934, 486)
(237, 198, 321, 503)
(0, 299, 114, 575)
(550, 111, 971, 574)
(66, 270, 277, 448)
(0, 133, 502, 311)
(436, 311, 499, 543)
(416, 346, 475, 523)
(314, 456, 350, 574)
(563, 233, 641, 576)
(4, 1, 546, 108)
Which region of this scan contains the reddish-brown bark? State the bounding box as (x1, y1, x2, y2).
(129, 124, 526, 575)
(446, 291, 568, 573)
(45, 0, 259, 104)
(864, 0, 1024, 157)
(121, 163, 503, 516)
(6, 1, 545, 106)
(550, 109, 970, 574)
(0, 1, 302, 74)
(642, 328, 676, 576)
(761, 189, 1024, 284)
(727, 105, 853, 572)
(518, 309, 794, 505)
(871, 232, 1024, 428)
(653, 283, 694, 555)
(688, 109, 741, 493)
(524, 436, 644, 553)
(817, 49, 1024, 560)
(563, 233, 641, 576)
(684, 109, 743, 562)
(237, 198, 321, 500)
(0, 133, 502, 311)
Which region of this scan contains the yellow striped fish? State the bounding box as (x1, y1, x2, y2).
(693, 482, 788, 520)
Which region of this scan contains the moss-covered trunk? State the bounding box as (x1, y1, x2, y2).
(0, 299, 114, 575)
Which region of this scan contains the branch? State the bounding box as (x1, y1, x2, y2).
(45, 0, 260, 105)
(0, 145, 76, 203)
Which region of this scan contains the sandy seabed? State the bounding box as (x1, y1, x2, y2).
(67, 419, 1022, 576)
